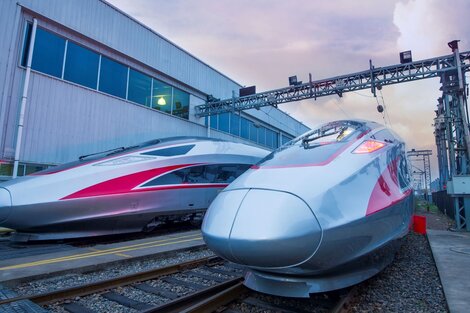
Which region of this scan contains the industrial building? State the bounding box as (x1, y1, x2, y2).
(0, 0, 309, 179)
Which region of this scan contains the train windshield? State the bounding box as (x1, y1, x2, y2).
(257, 120, 369, 167)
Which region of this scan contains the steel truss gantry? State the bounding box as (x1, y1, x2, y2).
(195, 50, 470, 117)
(407, 149, 432, 201)
(434, 42, 470, 230)
(195, 41, 470, 230)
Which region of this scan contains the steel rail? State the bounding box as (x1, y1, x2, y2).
(142, 278, 246, 313)
(0, 255, 221, 306)
(330, 286, 359, 313)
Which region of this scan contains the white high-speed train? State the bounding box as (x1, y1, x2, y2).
(0, 137, 268, 242)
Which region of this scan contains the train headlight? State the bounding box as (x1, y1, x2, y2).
(352, 140, 386, 154)
(94, 156, 155, 166)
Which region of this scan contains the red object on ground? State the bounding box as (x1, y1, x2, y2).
(413, 215, 427, 235)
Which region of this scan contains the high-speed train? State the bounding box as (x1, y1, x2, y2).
(0, 137, 268, 242)
(202, 120, 413, 297)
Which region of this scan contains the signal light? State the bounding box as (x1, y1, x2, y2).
(353, 140, 386, 154)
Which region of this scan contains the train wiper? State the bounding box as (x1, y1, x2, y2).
(79, 147, 125, 160)
(302, 132, 337, 149)
(105, 145, 140, 156)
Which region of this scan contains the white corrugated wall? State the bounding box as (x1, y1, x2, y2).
(0, 0, 309, 166)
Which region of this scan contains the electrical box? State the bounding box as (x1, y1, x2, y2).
(239, 86, 256, 97)
(447, 176, 470, 195)
(400, 50, 412, 64)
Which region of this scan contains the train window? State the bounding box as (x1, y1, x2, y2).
(143, 170, 186, 186)
(141, 144, 195, 157)
(186, 166, 211, 184)
(141, 163, 250, 187)
(214, 164, 251, 183)
(258, 121, 367, 166)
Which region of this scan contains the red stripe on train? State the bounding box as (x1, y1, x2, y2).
(61, 163, 201, 200)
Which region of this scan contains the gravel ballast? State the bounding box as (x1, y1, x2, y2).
(9, 205, 452, 312)
(14, 248, 214, 296)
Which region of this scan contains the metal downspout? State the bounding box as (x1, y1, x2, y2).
(13, 18, 37, 178)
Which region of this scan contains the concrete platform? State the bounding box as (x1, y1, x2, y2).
(427, 229, 470, 313)
(0, 230, 204, 284)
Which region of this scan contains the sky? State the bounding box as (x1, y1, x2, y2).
(107, 0, 470, 179)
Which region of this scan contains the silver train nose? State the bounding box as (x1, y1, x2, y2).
(202, 189, 322, 268)
(0, 187, 12, 224)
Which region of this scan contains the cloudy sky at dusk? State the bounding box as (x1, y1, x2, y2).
(108, 0, 470, 178)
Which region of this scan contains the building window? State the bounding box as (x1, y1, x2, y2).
(204, 112, 285, 149)
(64, 42, 99, 89)
(281, 134, 294, 145)
(31, 27, 66, 78)
(266, 129, 279, 149)
(0, 162, 50, 177)
(230, 113, 240, 136)
(21, 23, 32, 67)
(128, 69, 152, 106)
(249, 121, 258, 142)
(98, 56, 127, 99)
(20, 22, 192, 120)
(240, 117, 249, 139)
(258, 127, 266, 146)
(218, 113, 230, 133)
(152, 79, 172, 112)
(210, 115, 218, 129)
(172, 88, 190, 119)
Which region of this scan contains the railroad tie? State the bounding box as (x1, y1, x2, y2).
(184, 270, 228, 283)
(102, 291, 154, 310)
(222, 309, 244, 313)
(203, 266, 238, 277)
(242, 296, 309, 313)
(161, 277, 208, 290)
(63, 303, 99, 313)
(134, 283, 179, 300)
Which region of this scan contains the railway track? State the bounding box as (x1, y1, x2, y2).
(0, 255, 357, 313)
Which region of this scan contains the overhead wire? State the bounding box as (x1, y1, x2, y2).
(257, 105, 303, 135)
(378, 89, 393, 129)
(334, 99, 350, 119)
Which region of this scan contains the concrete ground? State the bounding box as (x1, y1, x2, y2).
(0, 230, 204, 284)
(416, 201, 470, 313)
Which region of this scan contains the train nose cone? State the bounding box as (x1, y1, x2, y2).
(202, 189, 322, 268)
(202, 189, 251, 261)
(0, 187, 12, 224)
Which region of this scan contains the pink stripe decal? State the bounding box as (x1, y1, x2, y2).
(366, 157, 412, 216)
(61, 163, 200, 200)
